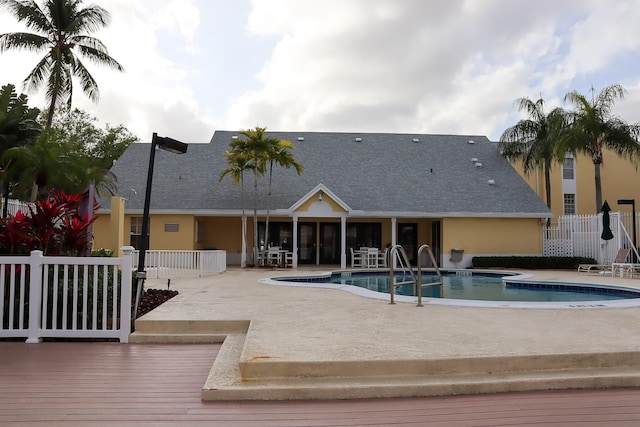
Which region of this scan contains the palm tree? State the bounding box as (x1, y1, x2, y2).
(236, 127, 270, 258)
(0, 0, 124, 128)
(264, 137, 303, 248)
(0, 83, 41, 214)
(219, 151, 251, 267)
(3, 131, 75, 200)
(563, 84, 640, 212)
(498, 97, 567, 220)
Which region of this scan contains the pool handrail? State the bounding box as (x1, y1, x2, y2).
(389, 245, 416, 304)
(416, 244, 443, 307)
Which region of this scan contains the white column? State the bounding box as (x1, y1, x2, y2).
(391, 217, 397, 268)
(292, 216, 298, 268)
(341, 217, 347, 268)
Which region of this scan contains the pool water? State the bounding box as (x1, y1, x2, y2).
(276, 270, 640, 303)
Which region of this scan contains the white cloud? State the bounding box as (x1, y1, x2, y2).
(3, 0, 640, 144)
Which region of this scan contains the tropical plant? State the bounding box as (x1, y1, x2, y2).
(499, 97, 567, 217)
(562, 84, 640, 212)
(4, 107, 136, 200)
(0, 83, 41, 215)
(219, 151, 251, 267)
(235, 127, 270, 259)
(263, 137, 303, 247)
(0, 189, 97, 255)
(3, 131, 76, 200)
(0, 0, 124, 128)
(219, 127, 303, 266)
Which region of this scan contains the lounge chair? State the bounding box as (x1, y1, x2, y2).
(577, 248, 630, 275)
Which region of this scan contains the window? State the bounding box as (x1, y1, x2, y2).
(130, 217, 144, 249)
(346, 223, 382, 250)
(563, 194, 576, 215)
(562, 157, 574, 180)
(164, 223, 179, 232)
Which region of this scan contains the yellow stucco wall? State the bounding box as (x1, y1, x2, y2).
(146, 214, 195, 250)
(443, 217, 541, 255)
(297, 191, 347, 212)
(92, 215, 112, 251)
(513, 148, 640, 218)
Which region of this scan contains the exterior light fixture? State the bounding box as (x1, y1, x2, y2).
(133, 133, 188, 329)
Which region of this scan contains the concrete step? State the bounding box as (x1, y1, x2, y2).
(129, 333, 227, 343)
(203, 365, 640, 400)
(201, 333, 640, 400)
(133, 319, 249, 334)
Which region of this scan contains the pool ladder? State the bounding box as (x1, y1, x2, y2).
(389, 244, 443, 306)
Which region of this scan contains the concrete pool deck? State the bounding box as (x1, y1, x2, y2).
(131, 268, 640, 400)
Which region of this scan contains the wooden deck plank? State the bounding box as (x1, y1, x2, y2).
(1, 342, 640, 425)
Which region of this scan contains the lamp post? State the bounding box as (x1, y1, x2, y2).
(132, 133, 188, 330)
(617, 199, 637, 263)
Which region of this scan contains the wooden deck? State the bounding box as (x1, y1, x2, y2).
(1, 342, 640, 426)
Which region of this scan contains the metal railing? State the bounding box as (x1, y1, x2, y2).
(1, 248, 133, 343)
(131, 250, 226, 278)
(416, 244, 443, 307)
(388, 245, 416, 304)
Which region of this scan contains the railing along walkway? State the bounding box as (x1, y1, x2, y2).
(1, 342, 639, 425)
(132, 249, 226, 278)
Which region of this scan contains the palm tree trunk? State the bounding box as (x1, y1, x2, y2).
(543, 160, 552, 226)
(253, 169, 259, 264)
(265, 161, 273, 248)
(241, 176, 247, 268)
(45, 93, 57, 130)
(594, 163, 603, 213)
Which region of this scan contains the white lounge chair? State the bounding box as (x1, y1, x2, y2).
(578, 248, 630, 275)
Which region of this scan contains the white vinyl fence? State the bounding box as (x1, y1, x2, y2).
(132, 250, 226, 279)
(1, 248, 133, 343)
(543, 212, 638, 264)
(2, 199, 32, 217)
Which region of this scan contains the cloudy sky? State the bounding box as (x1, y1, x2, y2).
(2, 0, 640, 144)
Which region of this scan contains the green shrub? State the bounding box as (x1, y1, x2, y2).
(471, 256, 597, 270)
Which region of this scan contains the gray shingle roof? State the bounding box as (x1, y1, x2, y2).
(99, 131, 551, 218)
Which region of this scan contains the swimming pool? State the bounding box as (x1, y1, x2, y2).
(261, 269, 640, 309)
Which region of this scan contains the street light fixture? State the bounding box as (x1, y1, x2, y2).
(133, 133, 188, 329)
(617, 199, 637, 263)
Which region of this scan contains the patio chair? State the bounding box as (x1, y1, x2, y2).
(377, 247, 389, 268)
(267, 246, 281, 266)
(284, 251, 294, 268)
(365, 248, 379, 268)
(350, 248, 363, 268)
(577, 248, 630, 275)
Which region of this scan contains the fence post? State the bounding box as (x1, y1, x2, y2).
(119, 246, 134, 343)
(26, 250, 44, 344)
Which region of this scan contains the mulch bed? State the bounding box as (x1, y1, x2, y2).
(136, 289, 179, 318)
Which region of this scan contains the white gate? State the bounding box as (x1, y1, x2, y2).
(543, 212, 637, 264)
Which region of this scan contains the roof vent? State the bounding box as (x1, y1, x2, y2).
(488, 179, 495, 185)
(475, 162, 483, 168)
(468, 140, 475, 144)
(412, 138, 420, 143)
(355, 137, 362, 142)
(471, 157, 478, 162)
(297, 136, 304, 141)
(231, 135, 238, 139)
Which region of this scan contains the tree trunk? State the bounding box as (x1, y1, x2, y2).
(594, 162, 602, 214)
(241, 176, 247, 268)
(543, 160, 552, 226)
(265, 161, 273, 247)
(253, 169, 259, 264)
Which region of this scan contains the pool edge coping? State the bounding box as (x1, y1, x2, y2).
(259, 269, 640, 310)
